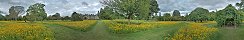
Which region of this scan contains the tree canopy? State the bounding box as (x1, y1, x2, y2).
(172, 10, 181, 16)
(8, 6, 25, 20)
(158, 13, 171, 21)
(97, 6, 115, 20)
(215, 4, 243, 27)
(71, 12, 82, 21)
(101, 0, 151, 20)
(149, 0, 160, 19)
(188, 7, 209, 22)
(26, 3, 47, 22)
(48, 13, 61, 20)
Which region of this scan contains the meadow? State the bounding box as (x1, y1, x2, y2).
(0, 20, 243, 40)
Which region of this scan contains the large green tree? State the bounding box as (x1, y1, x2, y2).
(8, 6, 25, 20)
(188, 7, 209, 22)
(149, 0, 160, 19)
(26, 3, 47, 22)
(215, 4, 243, 27)
(101, 0, 150, 22)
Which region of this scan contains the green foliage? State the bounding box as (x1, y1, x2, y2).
(97, 6, 120, 20)
(8, 6, 24, 20)
(172, 16, 184, 21)
(158, 13, 172, 21)
(26, 3, 47, 22)
(206, 11, 216, 21)
(171, 10, 184, 21)
(173, 10, 181, 16)
(188, 7, 209, 22)
(0, 14, 5, 20)
(149, 0, 160, 19)
(61, 16, 71, 20)
(101, 0, 150, 20)
(215, 4, 243, 27)
(48, 13, 61, 20)
(236, 0, 244, 10)
(71, 12, 83, 21)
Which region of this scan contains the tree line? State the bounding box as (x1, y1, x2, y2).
(97, 0, 244, 27)
(0, 3, 98, 22)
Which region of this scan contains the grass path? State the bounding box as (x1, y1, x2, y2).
(45, 21, 119, 40)
(45, 21, 186, 40)
(46, 23, 85, 40)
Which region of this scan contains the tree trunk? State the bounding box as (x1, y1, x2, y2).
(128, 15, 132, 24)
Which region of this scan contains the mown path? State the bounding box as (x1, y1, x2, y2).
(46, 21, 118, 40)
(45, 21, 186, 40)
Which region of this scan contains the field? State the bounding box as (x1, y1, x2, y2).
(0, 20, 244, 40)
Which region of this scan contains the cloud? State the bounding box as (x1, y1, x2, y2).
(0, 0, 241, 16)
(82, 2, 89, 6)
(0, 0, 102, 16)
(158, 0, 240, 13)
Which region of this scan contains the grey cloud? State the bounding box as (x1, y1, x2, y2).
(0, 0, 241, 16)
(158, 0, 240, 13)
(0, 0, 102, 16)
(82, 2, 89, 6)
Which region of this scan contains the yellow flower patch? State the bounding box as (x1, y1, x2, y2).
(0, 22, 54, 40)
(157, 21, 177, 25)
(103, 20, 176, 33)
(166, 23, 218, 40)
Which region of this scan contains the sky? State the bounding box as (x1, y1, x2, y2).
(0, 0, 241, 16)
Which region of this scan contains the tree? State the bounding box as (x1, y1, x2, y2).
(8, 6, 25, 20)
(17, 16, 24, 21)
(23, 16, 27, 22)
(101, 0, 151, 23)
(0, 14, 4, 20)
(48, 13, 61, 20)
(172, 10, 181, 16)
(236, 0, 244, 20)
(171, 10, 182, 21)
(149, 0, 160, 20)
(206, 11, 216, 21)
(98, 6, 114, 20)
(54, 13, 61, 20)
(61, 16, 70, 20)
(26, 3, 47, 22)
(158, 13, 171, 21)
(188, 7, 209, 22)
(215, 4, 242, 27)
(236, 0, 244, 10)
(71, 12, 82, 21)
(0, 11, 3, 13)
